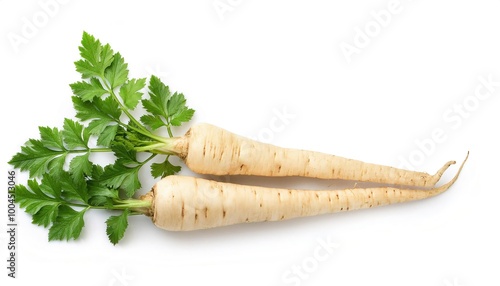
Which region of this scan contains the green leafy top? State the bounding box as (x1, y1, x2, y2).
(9, 119, 94, 178)
(10, 31, 195, 189)
(142, 76, 195, 136)
(8, 31, 196, 244)
(15, 167, 150, 244)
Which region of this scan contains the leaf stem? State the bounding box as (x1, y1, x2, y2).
(134, 142, 175, 154)
(166, 123, 174, 138)
(114, 199, 151, 209)
(69, 199, 151, 213)
(125, 123, 169, 143)
(101, 78, 148, 132)
(102, 80, 171, 144)
(140, 153, 157, 166)
(110, 90, 144, 130)
(64, 147, 112, 154)
(90, 147, 112, 152)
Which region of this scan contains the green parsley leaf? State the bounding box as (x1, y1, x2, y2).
(32, 204, 59, 228)
(92, 163, 105, 178)
(141, 76, 195, 132)
(72, 95, 121, 123)
(100, 163, 141, 198)
(87, 164, 119, 207)
(39, 126, 65, 150)
(166, 92, 195, 126)
(142, 75, 170, 118)
(72, 96, 121, 147)
(139, 114, 165, 130)
(9, 125, 74, 178)
(87, 195, 113, 208)
(96, 125, 120, 147)
(88, 185, 118, 207)
(111, 142, 139, 165)
(113, 122, 155, 149)
(69, 153, 93, 179)
(62, 118, 90, 149)
(15, 181, 59, 215)
(119, 78, 146, 110)
(104, 52, 129, 88)
(70, 78, 107, 102)
(48, 205, 86, 241)
(40, 172, 62, 199)
(151, 156, 181, 178)
(170, 107, 195, 126)
(46, 155, 67, 178)
(9, 139, 66, 178)
(166, 92, 185, 115)
(75, 31, 114, 79)
(60, 172, 89, 204)
(105, 209, 130, 245)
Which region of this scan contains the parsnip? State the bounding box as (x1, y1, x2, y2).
(166, 123, 454, 187)
(146, 152, 468, 231)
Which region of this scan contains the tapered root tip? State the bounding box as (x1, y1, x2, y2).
(429, 160, 456, 186)
(434, 151, 469, 193)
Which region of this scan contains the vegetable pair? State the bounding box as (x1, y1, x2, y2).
(9, 32, 467, 244)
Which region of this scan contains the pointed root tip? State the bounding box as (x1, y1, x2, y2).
(430, 151, 468, 187)
(440, 151, 469, 190)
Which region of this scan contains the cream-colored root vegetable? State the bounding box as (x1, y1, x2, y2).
(143, 153, 468, 231)
(166, 123, 454, 187)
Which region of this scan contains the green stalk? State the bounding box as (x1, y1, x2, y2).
(165, 123, 174, 138)
(102, 80, 173, 145)
(66, 148, 112, 154)
(68, 199, 151, 214)
(107, 199, 151, 214)
(109, 90, 147, 132)
(134, 140, 179, 155)
(90, 148, 113, 152)
(101, 79, 148, 132)
(126, 123, 170, 143)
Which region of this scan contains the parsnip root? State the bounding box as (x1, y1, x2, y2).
(146, 152, 468, 231)
(169, 123, 454, 187)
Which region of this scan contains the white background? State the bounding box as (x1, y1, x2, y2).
(1, 1, 499, 286)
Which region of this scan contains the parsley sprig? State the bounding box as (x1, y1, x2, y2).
(9, 118, 107, 178)
(8, 31, 195, 244)
(10, 31, 194, 192)
(16, 166, 150, 244)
